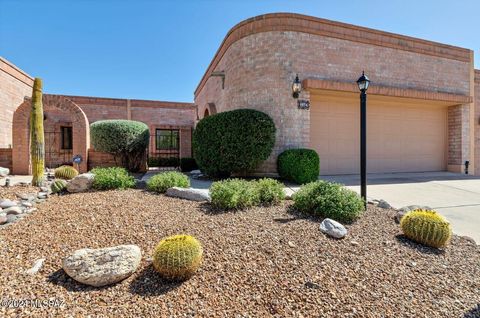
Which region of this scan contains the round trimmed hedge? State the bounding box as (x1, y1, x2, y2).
(193, 109, 276, 178)
(277, 148, 319, 184)
(90, 120, 149, 171)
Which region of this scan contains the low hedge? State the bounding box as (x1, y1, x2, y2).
(277, 148, 319, 184)
(148, 157, 180, 167)
(91, 167, 135, 190)
(147, 171, 190, 193)
(180, 158, 198, 172)
(255, 178, 285, 205)
(292, 181, 364, 223)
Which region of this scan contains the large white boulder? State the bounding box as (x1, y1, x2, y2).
(320, 218, 348, 239)
(62, 245, 141, 287)
(67, 173, 94, 193)
(166, 187, 211, 202)
(0, 167, 9, 177)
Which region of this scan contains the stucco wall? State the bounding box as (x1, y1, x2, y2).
(194, 14, 473, 174)
(0, 57, 33, 148)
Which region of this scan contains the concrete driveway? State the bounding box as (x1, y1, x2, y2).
(319, 172, 480, 244)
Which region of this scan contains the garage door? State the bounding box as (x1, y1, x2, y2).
(310, 93, 447, 175)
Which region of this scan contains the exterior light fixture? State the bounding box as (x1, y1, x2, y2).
(357, 71, 370, 208)
(292, 74, 301, 98)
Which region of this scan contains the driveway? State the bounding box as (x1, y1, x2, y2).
(318, 172, 480, 244)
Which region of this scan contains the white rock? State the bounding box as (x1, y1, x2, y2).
(166, 187, 211, 202)
(67, 173, 94, 193)
(0, 199, 17, 209)
(320, 218, 348, 239)
(377, 199, 391, 209)
(0, 213, 7, 224)
(190, 170, 201, 175)
(62, 245, 141, 287)
(26, 258, 45, 275)
(3, 206, 23, 215)
(0, 167, 9, 177)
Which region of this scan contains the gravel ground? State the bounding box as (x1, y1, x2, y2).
(0, 187, 479, 318)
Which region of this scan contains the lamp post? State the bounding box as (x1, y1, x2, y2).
(292, 74, 301, 98)
(356, 71, 370, 208)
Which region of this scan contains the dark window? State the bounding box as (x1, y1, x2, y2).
(60, 126, 73, 150)
(156, 129, 179, 151)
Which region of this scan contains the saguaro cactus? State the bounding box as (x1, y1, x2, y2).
(30, 78, 45, 186)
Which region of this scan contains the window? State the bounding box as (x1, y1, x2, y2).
(60, 126, 73, 150)
(155, 129, 179, 151)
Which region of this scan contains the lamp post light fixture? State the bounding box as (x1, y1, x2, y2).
(292, 74, 302, 98)
(356, 71, 370, 208)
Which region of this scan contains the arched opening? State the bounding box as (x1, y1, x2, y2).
(204, 108, 210, 118)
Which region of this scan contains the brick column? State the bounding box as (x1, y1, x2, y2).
(448, 104, 470, 173)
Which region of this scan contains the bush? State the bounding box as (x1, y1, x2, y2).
(278, 149, 319, 184)
(254, 178, 285, 206)
(148, 157, 179, 167)
(400, 209, 452, 248)
(152, 234, 203, 280)
(90, 167, 135, 190)
(293, 181, 364, 223)
(180, 158, 198, 172)
(193, 109, 276, 178)
(54, 165, 79, 180)
(90, 120, 149, 172)
(146, 171, 190, 193)
(210, 179, 259, 210)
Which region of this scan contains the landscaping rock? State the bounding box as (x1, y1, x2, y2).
(3, 206, 23, 215)
(320, 218, 347, 239)
(0, 199, 17, 209)
(21, 201, 33, 208)
(37, 192, 48, 199)
(6, 214, 17, 223)
(396, 205, 432, 223)
(67, 173, 94, 193)
(0, 167, 9, 177)
(0, 213, 7, 224)
(378, 199, 391, 209)
(26, 258, 45, 275)
(166, 187, 211, 202)
(190, 170, 201, 175)
(16, 192, 37, 201)
(62, 245, 142, 287)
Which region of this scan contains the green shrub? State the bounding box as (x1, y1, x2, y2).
(146, 171, 190, 193)
(180, 158, 198, 172)
(91, 167, 135, 190)
(193, 109, 276, 178)
(278, 148, 319, 184)
(210, 179, 259, 210)
(54, 165, 79, 180)
(148, 157, 179, 167)
(293, 181, 364, 223)
(90, 120, 149, 172)
(254, 178, 285, 205)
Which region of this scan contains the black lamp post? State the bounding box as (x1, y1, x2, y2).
(356, 71, 370, 208)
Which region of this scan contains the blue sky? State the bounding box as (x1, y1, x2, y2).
(1, 0, 478, 102)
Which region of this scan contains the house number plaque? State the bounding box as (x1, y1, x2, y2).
(297, 99, 310, 110)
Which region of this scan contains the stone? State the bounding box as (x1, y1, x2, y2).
(62, 245, 142, 287)
(0, 167, 9, 177)
(67, 173, 94, 193)
(396, 205, 432, 223)
(0, 199, 17, 209)
(0, 213, 7, 224)
(190, 170, 201, 175)
(21, 201, 33, 208)
(166, 187, 211, 202)
(287, 241, 295, 248)
(16, 192, 37, 201)
(37, 192, 48, 199)
(6, 214, 17, 223)
(3, 206, 23, 215)
(320, 218, 347, 239)
(377, 199, 391, 209)
(26, 258, 45, 275)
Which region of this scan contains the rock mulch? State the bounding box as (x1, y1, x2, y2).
(0, 185, 46, 228)
(0, 188, 479, 317)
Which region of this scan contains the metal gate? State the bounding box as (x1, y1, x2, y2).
(147, 129, 180, 168)
(44, 130, 73, 169)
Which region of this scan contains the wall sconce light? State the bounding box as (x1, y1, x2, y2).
(292, 74, 301, 98)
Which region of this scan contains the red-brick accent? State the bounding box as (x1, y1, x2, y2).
(0, 148, 12, 171)
(87, 149, 121, 170)
(475, 70, 480, 174)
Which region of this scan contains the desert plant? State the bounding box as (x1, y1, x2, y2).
(30, 78, 45, 186)
(152, 234, 203, 280)
(210, 179, 260, 209)
(293, 181, 364, 223)
(90, 120, 149, 172)
(54, 165, 79, 180)
(50, 179, 67, 194)
(90, 167, 135, 190)
(180, 158, 198, 172)
(193, 109, 276, 177)
(146, 171, 189, 193)
(254, 178, 285, 205)
(400, 209, 452, 248)
(278, 148, 319, 184)
(147, 157, 179, 167)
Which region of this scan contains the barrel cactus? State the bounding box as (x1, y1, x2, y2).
(51, 179, 67, 194)
(54, 165, 78, 180)
(400, 209, 452, 248)
(152, 234, 203, 280)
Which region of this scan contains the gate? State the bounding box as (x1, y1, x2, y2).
(147, 129, 180, 168)
(44, 130, 73, 169)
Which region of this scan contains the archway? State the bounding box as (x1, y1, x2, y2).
(204, 108, 210, 117)
(12, 94, 90, 174)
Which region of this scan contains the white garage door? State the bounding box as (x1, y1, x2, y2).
(309, 93, 447, 175)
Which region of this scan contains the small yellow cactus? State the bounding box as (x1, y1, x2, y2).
(152, 234, 203, 280)
(54, 165, 79, 180)
(400, 209, 452, 248)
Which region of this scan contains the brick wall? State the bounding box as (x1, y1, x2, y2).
(195, 13, 473, 175)
(475, 70, 480, 174)
(87, 149, 121, 170)
(0, 57, 33, 147)
(0, 148, 12, 171)
(448, 104, 470, 172)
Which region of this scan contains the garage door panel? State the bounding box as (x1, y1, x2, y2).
(310, 95, 446, 175)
